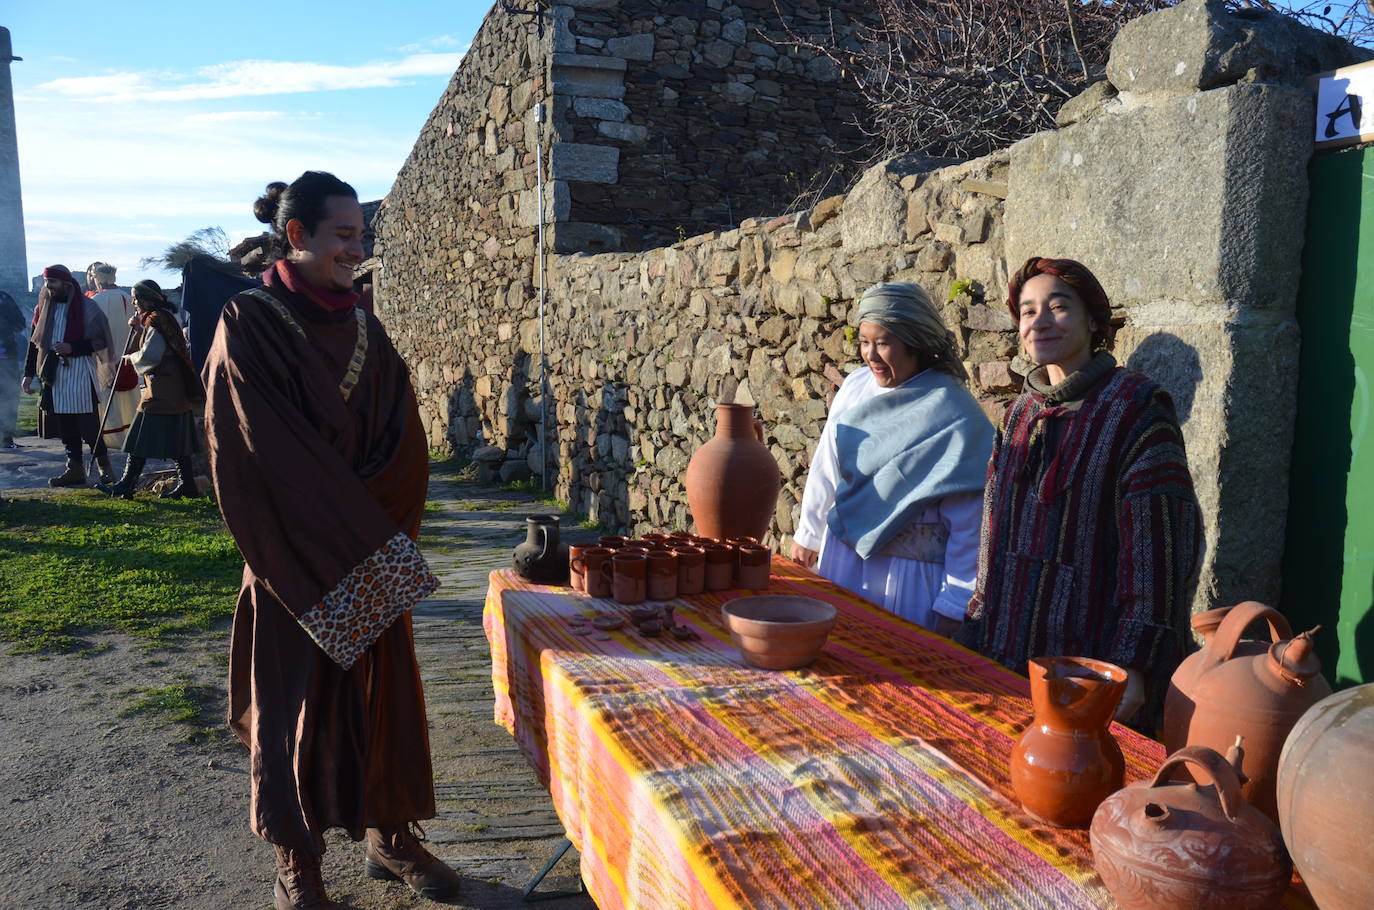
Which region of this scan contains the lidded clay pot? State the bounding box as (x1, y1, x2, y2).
(1010, 656, 1127, 828)
(1276, 683, 1374, 910)
(1162, 601, 1330, 822)
(1090, 741, 1290, 910)
(684, 403, 780, 541)
(512, 515, 570, 585)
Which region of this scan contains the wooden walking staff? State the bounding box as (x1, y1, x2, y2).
(89, 320, 141, 484)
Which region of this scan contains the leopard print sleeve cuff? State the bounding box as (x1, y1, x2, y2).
(296, 532, 440, 669)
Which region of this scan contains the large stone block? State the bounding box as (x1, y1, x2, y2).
(1115, 316, 1298, 610)
(517, 180, 572, 227)
(1007, 83, 1310, 312)
(550, 142, 620, 183)
(606, 33, 655, 62)
(1107, 0, 1369, 98)
(573, 97, 630, 121)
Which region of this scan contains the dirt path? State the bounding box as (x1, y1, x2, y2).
(0, 457, 599, 910)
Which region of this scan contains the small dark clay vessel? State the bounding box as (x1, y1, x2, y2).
(1091, 742, 1289, 910)
(512, 515, 570, 585)
(1010, 656, 1126, 828)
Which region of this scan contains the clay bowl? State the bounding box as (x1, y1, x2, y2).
(722, 595, 837, 670)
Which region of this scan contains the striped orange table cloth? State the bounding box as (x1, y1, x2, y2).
(483, 558, 1308, 910)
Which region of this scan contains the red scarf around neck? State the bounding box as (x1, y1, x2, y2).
(266, 259, 360, 313)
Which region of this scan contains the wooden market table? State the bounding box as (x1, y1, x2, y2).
(482, 556, 1307, 910)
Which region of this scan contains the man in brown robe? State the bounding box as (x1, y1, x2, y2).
(204, 171, 459, 909)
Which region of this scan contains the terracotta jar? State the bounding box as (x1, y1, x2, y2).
(1010, 656, 1126, 828)
(602, 551, 646, 605)
(646, 550, 678, 601)
(1090, 742, 1290, 910)
(512, 515, 570, 585)
(1163, 602, 1293, 751)
(573, 547, 613, 598)
(1276, 683, 1374, 910)
(672, 545, 706, 596)
(684, 404, 780, 541)
(1161, 601, 1330, 822)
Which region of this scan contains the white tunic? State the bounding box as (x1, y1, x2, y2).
(91, 287, 138, 445)
(46, 302, 98, 415)
(793, 366, 983, 629)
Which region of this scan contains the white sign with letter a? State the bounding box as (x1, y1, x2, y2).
(1314, 58, 1374, 150)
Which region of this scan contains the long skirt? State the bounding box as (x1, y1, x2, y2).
(124, 411, 201, 459)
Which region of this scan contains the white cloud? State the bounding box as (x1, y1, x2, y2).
(398, 35, 471, 54)
(39, 52, 464, 103)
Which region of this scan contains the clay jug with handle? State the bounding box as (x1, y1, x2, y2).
(1010, 656, 1127, 828)
(512, 515, 570, 585)
(1090, 741, 1290, 910)
(1161, 601, 1329, 823)
(1163, 602, 1293, 750)
(684, 403, 780, 540)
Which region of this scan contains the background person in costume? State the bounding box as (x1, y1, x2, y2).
(791, 281, 993, 632)
(21, 264, 115, 486)
(959, 257, 1203, 729)
(97, 280, 204, 499)
(0, 289, 24, 447)
(88, 262, 139, 449)
(205, 172, 457, 910)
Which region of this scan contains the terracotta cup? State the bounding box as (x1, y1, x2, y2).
(576, 547, 614, 598)
(601, 551, 647, 605)
(598, 535, 628, 550)
(646, 549, 679, 601)
(568, 543, 592, 593)
(736, 544, 771, 590)
(667, 530, 694, 542)
(626, 539, 658, 551)
(641, 532, 671, 545)
(673, 545, 706, 596)
(703, 544, 735, 591)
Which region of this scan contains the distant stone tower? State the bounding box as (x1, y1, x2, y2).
(0, 27, 27, 298)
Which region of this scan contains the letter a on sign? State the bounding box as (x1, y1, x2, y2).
(1314, 60, 1374, 149)
(1327, 93, 1363, 137)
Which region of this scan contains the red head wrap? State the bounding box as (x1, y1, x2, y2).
(38, 264, 85, 342)
(1007, 257, 1113, 349)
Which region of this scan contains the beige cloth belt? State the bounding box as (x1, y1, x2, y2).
(875, 522, 949, 563)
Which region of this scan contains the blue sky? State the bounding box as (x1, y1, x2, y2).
(5, 1, 493, 287)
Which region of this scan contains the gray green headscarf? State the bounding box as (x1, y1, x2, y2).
(853, 282, 967, 382)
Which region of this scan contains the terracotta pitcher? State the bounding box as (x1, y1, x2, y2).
(1163, 601, 1293, 748)
(684, 403, 780, 541)
(1276, 683, 1374, 910)
(1161, 601, 1330, 822)
(1010, 656, 1126, 828)
(1090, 741, 1290, 910)
(512, 515, 570, 585)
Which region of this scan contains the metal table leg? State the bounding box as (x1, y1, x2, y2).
(521, 837, 585, 902)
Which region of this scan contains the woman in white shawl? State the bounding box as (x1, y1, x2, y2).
(791, 282, 993, 634)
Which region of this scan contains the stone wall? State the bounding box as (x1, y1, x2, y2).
(549, 0, 873, 250)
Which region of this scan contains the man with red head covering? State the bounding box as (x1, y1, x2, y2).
(22, 264, 116, 486)
(955, 257, 1203, 733)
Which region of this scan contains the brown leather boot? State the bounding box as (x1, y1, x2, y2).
(273, 845, 335, 910)
(363, 823, 461, 902)
(48, 458, 86, 487)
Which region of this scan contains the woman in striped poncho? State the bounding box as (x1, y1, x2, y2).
(958, 258, 1203, 729)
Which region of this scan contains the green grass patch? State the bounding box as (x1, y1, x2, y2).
(0, 491, 242, 654)
(16, 393, 37, 435)
(121, 681, 227, 744)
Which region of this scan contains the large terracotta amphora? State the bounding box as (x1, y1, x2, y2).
(1010, 656, 1126, 828)
(512, 515, 570, 585)
(1276, 683, 1374, 910)
(684, 403, 780, 541)
(1160, 601, 1330, 822)
(1090, 741, 1290, 910)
